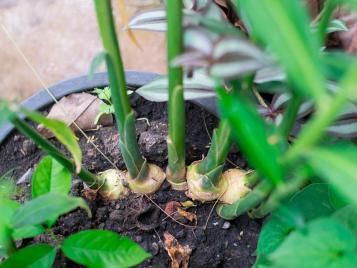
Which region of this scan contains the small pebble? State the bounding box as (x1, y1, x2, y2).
(240, 230, 244, 236)
(233, 243, 238, 247)
(98, 223, 105, 229)
(212, 221, 219, 226)
(151, 242, 160, 256)
(221, 221, 231, 230)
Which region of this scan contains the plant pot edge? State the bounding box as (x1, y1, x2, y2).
(0, 71, 218, 144)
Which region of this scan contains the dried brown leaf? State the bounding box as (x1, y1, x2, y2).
(164, 232, 192, 268)
(176, 207, 197, 223)
(38, 93, 113, 138)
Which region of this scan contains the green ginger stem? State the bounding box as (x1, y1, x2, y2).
(166, 0, 186, 182)
(94, 0, 146, 179)
(196, 120, 233, 187)
(12, 118, 98, 186)
(278, 95, 303, 140)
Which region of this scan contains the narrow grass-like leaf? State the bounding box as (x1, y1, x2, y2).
(0, 244, 56, 268)
(89, 52, 107, 80)
(128, 9, 166, 31)
(21, 109, 82, 173)
(11, 193, 91, 229)
(32, 156, 71, 199)
(236, 0, 325, 98)
(219, 88, 284, 185)
(62, 230, 150, 268)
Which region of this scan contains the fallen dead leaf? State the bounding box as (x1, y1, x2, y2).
(176, 207, 197, 223)
(164, 201, 181, 216)
(164, 232, 192, 268)
(38, 93, 113, 138)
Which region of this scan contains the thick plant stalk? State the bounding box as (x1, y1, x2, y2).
(94, 0, 165, 194)
(166, 0, 187, 190)
(217, 180, 273, 220)
(250, 175, 308, 218)
(94, 0, 144, 179)
(186, 120, 233, 201)
(278, 95, 303, 140)
(11, 118, 98, 186)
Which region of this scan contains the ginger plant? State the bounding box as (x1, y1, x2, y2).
(93, 0, 165, 194)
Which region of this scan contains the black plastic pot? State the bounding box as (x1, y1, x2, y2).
(0, 71, 217, 144)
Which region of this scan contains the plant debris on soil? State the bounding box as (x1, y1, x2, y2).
(0, 93, 260, 268)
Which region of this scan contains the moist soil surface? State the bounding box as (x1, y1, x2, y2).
(0, 93, 261, 268)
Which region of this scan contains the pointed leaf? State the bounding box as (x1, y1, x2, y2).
(89, 52, 107, 80)
(22, 109, 82, 173)
(136, 72, 215, 102)
(11, 193, 91, 229)
(32, 156, 71, 199)
(62, 230, 150, 268)
(128, 9, 166, 31)
(236, 0, 325, 98)
(0, 244, 56, 268)
(219, 89, 284, 184)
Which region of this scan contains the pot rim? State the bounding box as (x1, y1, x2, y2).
(0, 71, 217, 144)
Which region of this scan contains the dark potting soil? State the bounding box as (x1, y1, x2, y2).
(0, 94, 260, 268)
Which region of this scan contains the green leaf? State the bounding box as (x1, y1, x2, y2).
(0, 199, 19, 257)
(326, 19, 348, 34)
(332, 205, 357, 238)
(128, 9, 166, 31)
(219, 88, 284, 185)
(0, 244, 56, 268)
(136, 71, 216, 102)
(12, 225, 45, 240)
(62, 230, 150, 268)
(32, 156, 71, 199)
(236, 0, 325, 98)
(89, 52, 107, 80)
(11, 193, 91, 229)
(256, 183, 335, 263)
(92, 86, 112, 102)
(0, 101, 17, 128)
(306, 143, 357, 205)
(21, 109, 82, 173)
(268, 218, 357, 268)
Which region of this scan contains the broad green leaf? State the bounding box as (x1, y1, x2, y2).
(12, 225, 45, 240)
(21, 109, 82, 173)
(268, 218, 357, 268)
(306, 144, 357, 205)
(11, 193, 91, 229)
(236, 0, 325, 98)
(32, 156, 71, 199)
(256, 183, 335, 264)
(0, 199, 19, 257)
(332, 205, 357, 237)
(62, 230, 150, 268)
(0, 244, 56, 268)
(219, 88, 284, 184)
(136, 71, 215, 102)
(89, 52, 107, 80)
